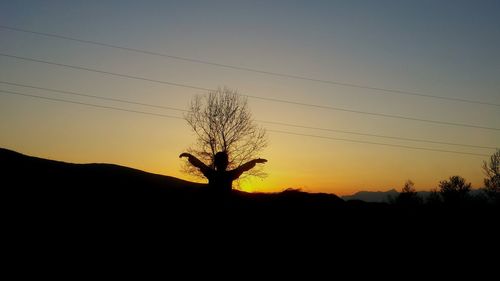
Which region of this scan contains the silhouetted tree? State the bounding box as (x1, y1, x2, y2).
(439, 176, 471, 205)
(483, 149, 500, 203)
(183, 87, 267, 182)
(402, 180, 416, 194)
(395, 180, 422, 206)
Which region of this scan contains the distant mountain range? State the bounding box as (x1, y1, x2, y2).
(342, 189, 399, 203)
(342, 188, 485, 203)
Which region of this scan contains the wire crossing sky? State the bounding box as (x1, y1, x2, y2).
(1, 24, 498, 107)
(1, 0, 499, 194)
(0, 88, 493, 156)
(1, 53, 498, 131)
(0, 80, 495, 150)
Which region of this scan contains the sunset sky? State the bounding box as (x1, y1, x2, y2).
(1, 0, 499, 195)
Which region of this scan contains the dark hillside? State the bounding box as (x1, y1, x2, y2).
(2, 148, 496, 237)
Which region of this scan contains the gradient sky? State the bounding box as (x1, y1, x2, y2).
(1, 0, 499, 195)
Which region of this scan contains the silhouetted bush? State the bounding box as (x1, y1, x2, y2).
(395, 180, 422, 206)
(439, 176, 471, 206)
(483, 149, 500, 204)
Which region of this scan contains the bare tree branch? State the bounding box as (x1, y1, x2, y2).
(182, 87, 268, 185)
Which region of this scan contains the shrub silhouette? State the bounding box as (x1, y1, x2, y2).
(439, 176, 471, 205)
(483, 149, 500, 204)
(395, 180, 422, 206)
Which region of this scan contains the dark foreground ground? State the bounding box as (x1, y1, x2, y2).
(2, 147, 498, 251)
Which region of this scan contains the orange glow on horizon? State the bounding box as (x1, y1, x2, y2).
(1, 1, 497, 196)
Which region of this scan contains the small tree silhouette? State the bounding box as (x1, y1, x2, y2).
(439, 176, 472, 205)
(395, 180, 422, 206)
(483, 149, 500, 204)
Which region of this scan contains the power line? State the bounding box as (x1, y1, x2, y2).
(1, 24, 498, 107)
(250, 95, 500, 131)
(267, 130, 490, 157)
(0, 89, 184, 120)
(0, 81, 188, 112)
(1, 80, 496, 150)
(0, 88, 490, 157)
(0, 53, 211, 91)
(259, 120, 497, 150)
(1, 53, 499, 132)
